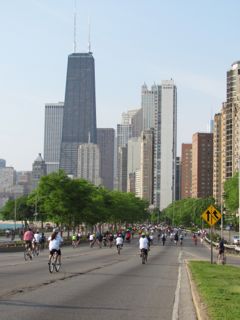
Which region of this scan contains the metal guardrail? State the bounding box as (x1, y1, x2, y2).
(205, 236, 240, 254)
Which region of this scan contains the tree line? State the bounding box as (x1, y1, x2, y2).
(0, 170, 238, 230)
(0, 170, 149, 229)
(159, 172, 239, 229)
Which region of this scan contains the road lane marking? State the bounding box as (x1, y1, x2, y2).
(172, 251, 182, 320)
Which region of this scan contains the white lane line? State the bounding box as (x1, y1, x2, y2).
(172, 251, 182, 320)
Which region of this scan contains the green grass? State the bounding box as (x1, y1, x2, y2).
(189, 261, 240, 320)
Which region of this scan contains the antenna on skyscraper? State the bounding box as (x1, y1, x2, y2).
(73, 0, 77, 53)
(88, 16, 91, 53)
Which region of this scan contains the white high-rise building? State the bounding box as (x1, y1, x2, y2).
(142, 81, 177, 210)
(77, 143, 101, 186)
(44, 102, 64, 174)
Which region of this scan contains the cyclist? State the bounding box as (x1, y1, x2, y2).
(23, 228, 34, 258)
(218, 238, 225, 263)
(108, 233, 114, 247)
(39, 232, 46, 249)
(48, 228, 63, 265)
(33, 230, 41, 253)
(96, 232, 103, 248)
(125, 230, 131, 243)
(161, 233, 166, 246)
(89, 233, 95, 247)
(116, 234, 123, 253)
(179, 234, 183, 246)
(72, 233, 77, 248)
(192, 233, 198, 245)
(174, 232, 179, 245)
(139, 233, 149, 259)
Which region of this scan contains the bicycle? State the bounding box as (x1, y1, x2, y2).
(32, 242, 40, 256)
(48, 251, 61, 273)
(72, 240, 78, 248)
(117, 244, 122, 255)
(217, 252, 226, 265)
(24, 243, 33, 261)
(140, 248, 148, 264)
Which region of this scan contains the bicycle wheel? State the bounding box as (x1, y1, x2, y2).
(36, 246, 40, 256)
(54, 254, 61, 272)
(117, 245, 121, 255)
(48, 255, 55, 273)
(141, 250, 146, 264)
(24, 250, 30, 261)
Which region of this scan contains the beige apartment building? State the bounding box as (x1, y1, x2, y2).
(213, 113, 222, 205)
(213, 61, 240, 204)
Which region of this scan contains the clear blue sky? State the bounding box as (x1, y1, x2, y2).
(0, 0, 239, 171)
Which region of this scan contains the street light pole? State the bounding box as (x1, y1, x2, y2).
(14, 197, 17, 232)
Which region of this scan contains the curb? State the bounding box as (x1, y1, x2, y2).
(185, 260, 209, 320)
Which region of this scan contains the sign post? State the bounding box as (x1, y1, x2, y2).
(201, 205, 222, 264)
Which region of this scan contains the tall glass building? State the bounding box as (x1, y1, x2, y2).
(142, 81, 177, 210)
(60, 52, 97, 176)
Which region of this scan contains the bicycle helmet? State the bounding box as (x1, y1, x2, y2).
(53, 228, 59, 233)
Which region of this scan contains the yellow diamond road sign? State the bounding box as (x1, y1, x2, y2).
(201, 205, 222, 226)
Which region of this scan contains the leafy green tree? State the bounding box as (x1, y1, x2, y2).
(224, 172, 239, 213)
(161, 197, 215, 227)
(0, 195, 35, 224)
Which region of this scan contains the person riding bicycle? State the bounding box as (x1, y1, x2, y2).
(179, 234, 183, 245)
(48, 228, 63, 265)
(116, 234, 123, 245)
(125, 230, 131, 243)
(161, 233, 166, 246)
(33, 230, 41, 252)
(174, 232, 179, 245)
(108, 233, 114, 247)
(116, 234, 123, 252)
(218, 238, 225, 259)
(89, 233, 95, 247)
(23, 228, 34, 255)
(139, 233, 149, 257)
(192, 233, 198, 245)
(72, 233, 77, 247)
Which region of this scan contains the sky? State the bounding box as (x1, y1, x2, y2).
(0, 0, 239, 171)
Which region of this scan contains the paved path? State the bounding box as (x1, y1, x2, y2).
(0, 235, 239, 320)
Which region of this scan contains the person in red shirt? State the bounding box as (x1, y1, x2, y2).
(23, 228, 34, 251)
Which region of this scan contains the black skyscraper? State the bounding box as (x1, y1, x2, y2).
(60, 52, 97, 176)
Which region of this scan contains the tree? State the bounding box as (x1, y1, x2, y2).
(161, 197, 215, 227)
(224, 172, 239, 213)
(0, 195, 35, 224)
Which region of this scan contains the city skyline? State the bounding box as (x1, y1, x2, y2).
(0, 0, 239, 171)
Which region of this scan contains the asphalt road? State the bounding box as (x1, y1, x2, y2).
(0, 235, 239, 320)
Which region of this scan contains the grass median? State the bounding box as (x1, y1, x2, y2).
(188, 261, 240, 320)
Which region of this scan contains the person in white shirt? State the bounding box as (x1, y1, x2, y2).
(89, 233, 95, 247)
(34, 230, 41, 243)
(139, 233, 149, 256)
(48, 228, 63, 264)
(116, 234, 123, 254)
(116, 235, 123, 247)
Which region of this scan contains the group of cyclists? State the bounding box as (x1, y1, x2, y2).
(23, 228, 47, 259)
(22, 224, 226, 268)
(23, 227, 62, 264)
